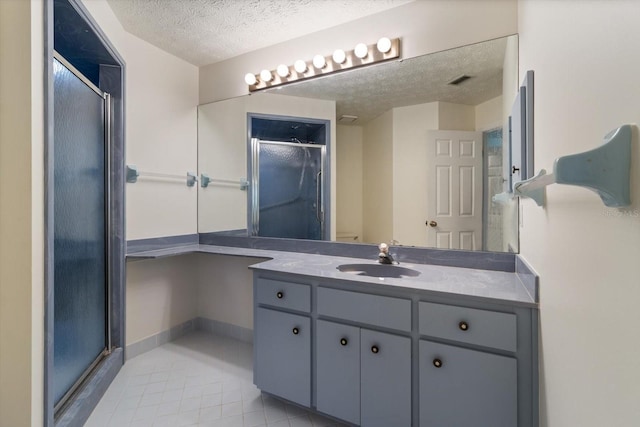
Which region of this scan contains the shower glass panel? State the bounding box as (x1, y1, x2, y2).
(53, 58, 108, 407)
(252, 140, 325, 240)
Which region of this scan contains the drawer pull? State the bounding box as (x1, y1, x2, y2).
(433, 358, 443, 368)
(340, 338, 348, 346)
(292, 327, 299, 335)
(459, 321, 469, 331)
(276, 291, 284, 299)
(371, 345, 379, 354)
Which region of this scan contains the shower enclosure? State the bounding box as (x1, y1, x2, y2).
(53, 53, 111, 413)
(46, 1, 125, 424)
(248, 116, 330, 240)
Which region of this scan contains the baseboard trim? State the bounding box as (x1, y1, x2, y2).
(125, 317, 252, 360)
(195, 317, 253, 344)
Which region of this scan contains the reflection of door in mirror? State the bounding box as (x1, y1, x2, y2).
(426, 130, 483, 250)
(248, 116, 330, 240)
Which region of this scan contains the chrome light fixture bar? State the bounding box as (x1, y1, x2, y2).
(245, 37, 400, 92)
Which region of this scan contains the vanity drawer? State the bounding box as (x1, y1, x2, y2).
(317, 287, 411, 332)
(419, 302, 517, 352)
(256, 278, 310, 313)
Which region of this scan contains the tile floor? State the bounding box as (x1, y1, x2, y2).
(85, 331, 347, 427)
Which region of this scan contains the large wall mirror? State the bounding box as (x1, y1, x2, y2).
(198, 35, 520, 253)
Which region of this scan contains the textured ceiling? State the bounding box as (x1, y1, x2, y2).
(106, 0, 413, 66)
(272, 36, 510, 124)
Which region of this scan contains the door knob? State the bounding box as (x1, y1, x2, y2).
(426, 220, 437, 227)
(512, 165, 520, 174)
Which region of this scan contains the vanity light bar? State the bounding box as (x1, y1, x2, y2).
(245, 37, 400, 92)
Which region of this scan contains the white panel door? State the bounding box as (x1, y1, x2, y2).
(426, 130, 483, 250)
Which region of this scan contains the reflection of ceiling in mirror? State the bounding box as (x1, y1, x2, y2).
(273, 37, 509, 125)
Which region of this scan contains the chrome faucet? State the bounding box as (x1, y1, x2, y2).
(378, 243, 397, 265)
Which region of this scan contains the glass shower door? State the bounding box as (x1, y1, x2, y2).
(252, 140, 325, 240)
(53, 57, 108, 409)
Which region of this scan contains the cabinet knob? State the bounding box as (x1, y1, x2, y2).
(433, 358, 443, 368)
(292, 327, 299, 335)
(276, 291, 284, 299)
(340, 338, 348, 346)
(371, 345, 379, 354)
(458, 321, 469, 331)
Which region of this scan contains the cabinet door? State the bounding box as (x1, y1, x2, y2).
(361, 329, 411, 427)
(254, 307, 311, 407)
(316, 320, 360, 425)
(420, 340, 517, 427)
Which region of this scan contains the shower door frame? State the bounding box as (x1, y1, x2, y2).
(51, 51, 112, 415)
(44, 0, 126, 425)
(250, 139, 327, 239)
(246, 113, 332, 241)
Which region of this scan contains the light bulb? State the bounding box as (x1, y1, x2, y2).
(313, 54, 326, 69)
(332, 49, 346, 64)
(377, 37, 392, 53)
(260, 69, 272, 82)
(354, 43, 368, 59)
(244, 73, 257, 85)
(294, 60, 307, 74)
(276, 64, 290, 78)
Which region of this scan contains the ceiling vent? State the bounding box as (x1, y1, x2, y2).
(447, 75, 472, 86)
(338, 115, 359, 123)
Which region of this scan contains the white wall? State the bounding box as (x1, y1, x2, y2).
(198, 97, 249, 232)
(362, 110, 394, 243)
(438, 102, 476, 131)
(198, 92, 336, 237)
(336, 125, 364, 242)
(199, 0, 517, 103)
(475, 95, 503, 131)
(518, 1, 640, 425)
(196, 255, 269, 330)
(392, 102, 439, 246)
(126, 256, 198, 344)
(82, 0, 199, 241)
(0, 1, 44, 424)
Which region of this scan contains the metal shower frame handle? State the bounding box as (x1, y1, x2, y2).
(104, 92, 112, 353)
(319, 146, 326, 238)
(251, 138, 260, 236)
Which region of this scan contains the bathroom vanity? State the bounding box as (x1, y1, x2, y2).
(126, 239, 538, 427)
(250, 255, 538, 427)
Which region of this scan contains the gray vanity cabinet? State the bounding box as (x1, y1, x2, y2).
(419, 340, 518, 427)
(254, 307, 311, 407)
(418, 301, 522, 427)
(316, 287, 412, 427)
(253, 272, 538, 427)
(316, 320, 361, 425)
(360, 328, 411, 427)
(254, 278, 312, 407)
(316, 320, 411, 427)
